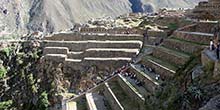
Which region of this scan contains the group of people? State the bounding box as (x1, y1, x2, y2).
(122, 72, 144, 87)
(140, 64, 161, 80)
(210, 39, 220, 60)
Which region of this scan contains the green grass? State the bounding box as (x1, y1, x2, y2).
(119, 75, 145, 101)
(143, 55, 178, 72)
(76, 98, 87, 110)
(109, 81, 139, 110)
(157, 46, 191, 58)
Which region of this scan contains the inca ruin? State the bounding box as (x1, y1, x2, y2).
(0, 0, 220, 110)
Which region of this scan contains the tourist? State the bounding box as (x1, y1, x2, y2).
(156, 74, 160, 80)
(210, 39, 215, 50)
(216, 40, 220, 60)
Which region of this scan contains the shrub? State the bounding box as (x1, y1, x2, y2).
(38, 91, 49, 110)
(168, 23, 178, 30)
(0, 65, 7, 78)
(0, 100, 12, 109)
(1, 47, 12, 57)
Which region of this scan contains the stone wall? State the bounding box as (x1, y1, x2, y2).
(152, 47, 190, 66)
(173, 31, 213, 44)
(177, 22, 216, 33)
(80, 27, 145, 35)
(44, 54, 67, 63)
(201, 50, 215, 67)
(64, 59, 128, 71)
(42, 32, 143, 76)
(177, 24, 197, 32)
(43, 47, 69, 55)
(147, 30, 167, 38)
(43, 41, 142, 52)
(44, 47, 138, 59)
(162, 39, 205, 54)
(144, 30, 167, 45)
(45, 33, 144, 41)
(189, 0, 220, 20)
(84, 51, 137, 58)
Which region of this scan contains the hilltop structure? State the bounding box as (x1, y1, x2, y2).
(188, 0, 220, 20)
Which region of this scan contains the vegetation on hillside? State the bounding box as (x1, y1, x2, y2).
(0, 41, 50, 110)
(144, 51, 220, 110)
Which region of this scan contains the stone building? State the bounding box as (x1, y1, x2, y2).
(188, 0, 220, 20)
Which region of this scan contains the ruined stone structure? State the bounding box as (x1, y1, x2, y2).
(43, 32, 144, 71)
(188, 0, 220, 20)
(62, 21, 217, 110)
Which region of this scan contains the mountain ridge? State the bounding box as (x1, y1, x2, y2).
(0, 0, 204, 35)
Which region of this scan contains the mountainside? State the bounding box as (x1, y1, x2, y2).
(0, 0, 204, 35)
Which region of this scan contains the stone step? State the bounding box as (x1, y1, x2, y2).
(152, 46, 191, 66)
(162, 38, 205, 54)
(117, 74, 146, 105)
(129, 64, 161, 93)
(140, 56, 178, 80)
(108, 81, 140, 110)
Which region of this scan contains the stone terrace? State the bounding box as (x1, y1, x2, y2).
(43, 32, 144, 71)
(138, 22, 215, 81)
(62, 22, 217, 110)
